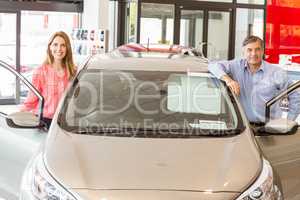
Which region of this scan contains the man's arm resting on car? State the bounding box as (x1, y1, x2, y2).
(221, 75, 240, 96)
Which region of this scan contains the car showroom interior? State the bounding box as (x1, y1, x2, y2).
(1, 0, 300, 200)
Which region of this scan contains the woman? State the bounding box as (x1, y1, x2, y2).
(21, 31, 76, 129)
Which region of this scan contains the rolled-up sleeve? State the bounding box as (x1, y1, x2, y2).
(208, 60, 236, 79)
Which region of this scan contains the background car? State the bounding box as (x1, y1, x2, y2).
(116, 43, 205, 57)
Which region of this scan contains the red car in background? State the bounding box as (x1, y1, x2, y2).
(116, 43, 204, 57)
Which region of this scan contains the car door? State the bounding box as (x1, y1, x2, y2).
(0, 60, 46, 200)
(255, 81, 300, 200)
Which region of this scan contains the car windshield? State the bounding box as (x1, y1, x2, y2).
(58, 69, 245, 137)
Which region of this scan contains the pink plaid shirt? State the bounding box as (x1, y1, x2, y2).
(22, 64, 69, 119)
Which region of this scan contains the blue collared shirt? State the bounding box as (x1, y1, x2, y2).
(208, 59, 300, 122)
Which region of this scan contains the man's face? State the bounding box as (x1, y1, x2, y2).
(243, 41, 264, 66)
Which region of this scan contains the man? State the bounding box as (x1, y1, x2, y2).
(208, 35, 300, 123)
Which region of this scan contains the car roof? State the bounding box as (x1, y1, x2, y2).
(85, 51, 209, 73)
(116, 43, 191, 54)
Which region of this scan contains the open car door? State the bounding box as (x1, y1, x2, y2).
(0, 60, 46, 200)
(254, 81, 300, 200)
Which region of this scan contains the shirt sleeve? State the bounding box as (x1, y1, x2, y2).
(21, 68, 43, 112)
(275, 70, 300, 120)
(207, 60, 236, 79)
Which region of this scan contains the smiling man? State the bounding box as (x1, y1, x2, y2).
(208, 35, 300, 123)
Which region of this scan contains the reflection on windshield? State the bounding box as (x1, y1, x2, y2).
(58, 70, 244, 137)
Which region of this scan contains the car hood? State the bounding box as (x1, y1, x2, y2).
(72, 189, 240, 200)
(44, 126, 261, 193)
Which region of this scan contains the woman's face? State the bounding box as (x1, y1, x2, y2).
(50, 36, 67, 62)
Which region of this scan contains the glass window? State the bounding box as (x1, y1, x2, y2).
(167, 74, 222, 115)
(0, 13, 17, 100)
(109, 1, 119, 50)
(60, 70, 241, 135)
(140, 3, 174, 44)
(237, 0, 265, 4)
(207, 11, 230, 60)
(180, 10, 204, 49)
(20, 11, 79, 101)
(0, 66, 16, 100)
(21, 11, 79, 68)
(124, 1, 138, 44)
(235, 9, 264, 58)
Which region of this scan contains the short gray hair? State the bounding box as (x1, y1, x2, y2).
(242, 35, 264, 48)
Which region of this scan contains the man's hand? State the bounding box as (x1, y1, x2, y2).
(221, 75, 240, 96)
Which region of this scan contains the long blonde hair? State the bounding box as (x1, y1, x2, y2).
(44, 31, 76, 79)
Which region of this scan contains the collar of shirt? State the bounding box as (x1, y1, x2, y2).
(242, 59, 265, 73)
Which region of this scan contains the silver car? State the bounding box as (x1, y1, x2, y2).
(1, 48, 300, 200)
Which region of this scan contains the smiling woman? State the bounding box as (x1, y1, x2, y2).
(20, 31, 76, 129)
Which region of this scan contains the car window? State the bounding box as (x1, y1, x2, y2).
(58, 69, 245, 136)
(167, 74, 222, 114)
(0, 66, 16, 99)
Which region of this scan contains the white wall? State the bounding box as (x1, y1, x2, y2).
(82, 0, 118, 50)
(82, 0, 109, 30)
(99, 0, 109, 29)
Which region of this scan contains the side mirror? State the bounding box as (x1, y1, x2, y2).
(263, 81, 300, 135)
(263, 119, 298, 135)
(6, 111, 41, 128)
